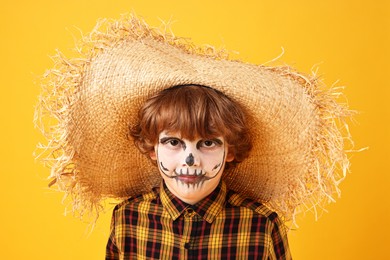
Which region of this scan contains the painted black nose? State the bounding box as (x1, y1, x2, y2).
(185, 153, 195, 166)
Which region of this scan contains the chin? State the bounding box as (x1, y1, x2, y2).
(165, 178, 220, 204)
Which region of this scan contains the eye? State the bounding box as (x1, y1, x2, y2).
(168, 139, 180, 146)
(160, 137, 183, 149)
(203, 140, 215, 147)
(197, 138, 223, 149)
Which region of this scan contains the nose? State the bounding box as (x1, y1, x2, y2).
(185, 153, 195, 166)
(182, 148, 200, 167)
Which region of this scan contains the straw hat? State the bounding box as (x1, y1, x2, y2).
(36, 15, 353, 221)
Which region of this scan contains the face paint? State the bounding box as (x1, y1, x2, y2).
(152, 131, 233, 204)
(185, 153, 194, 166)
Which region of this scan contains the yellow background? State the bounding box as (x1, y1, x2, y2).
(1, 0, 389, 259)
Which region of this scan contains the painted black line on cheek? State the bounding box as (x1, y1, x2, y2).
(212, 163, 221, 170)
(204, 150, 225, 179)
(160, 162, 169, 172)
(159, 162, 178, 179)
(205, 165, 223, 180)
(156, 145, 171, 173)
(156, 145, 178, 179)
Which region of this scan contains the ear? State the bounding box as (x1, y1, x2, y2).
(226, 151, 235, 162)
(149, 150, 157, 160)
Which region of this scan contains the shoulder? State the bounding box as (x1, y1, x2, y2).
(113, 188, 160, 213)
(226, 190, 279, 222)
(224, 190, 289, 239)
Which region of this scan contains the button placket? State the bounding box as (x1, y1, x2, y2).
(181, 207, 195, 257)
(185, 208, 195, 218)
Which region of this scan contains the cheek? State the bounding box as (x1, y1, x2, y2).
(157, 147, 181, 168)
(201, 151, 225, 168)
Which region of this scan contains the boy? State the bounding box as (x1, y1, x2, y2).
(37, 15, 351, 260)
(106, 85, 291, 259)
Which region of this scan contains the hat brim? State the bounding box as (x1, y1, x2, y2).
(36, 15, 352, 221)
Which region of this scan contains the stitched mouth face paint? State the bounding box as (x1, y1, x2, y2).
(151, 131, 234, 204)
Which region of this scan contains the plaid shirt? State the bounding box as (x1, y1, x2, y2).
(106, 181, 291, 259)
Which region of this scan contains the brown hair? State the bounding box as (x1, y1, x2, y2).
(130, 85, 252, 165)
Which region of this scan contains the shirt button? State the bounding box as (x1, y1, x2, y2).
(184, 242, 190, 249)
(186, 208, 194, 214)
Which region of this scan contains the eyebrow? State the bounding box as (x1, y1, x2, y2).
(211, 138, 223, 145)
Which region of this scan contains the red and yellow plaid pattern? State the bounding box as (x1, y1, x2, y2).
(106, 181, 291, 259)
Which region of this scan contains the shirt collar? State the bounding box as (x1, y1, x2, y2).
(160, 180, 228, 223)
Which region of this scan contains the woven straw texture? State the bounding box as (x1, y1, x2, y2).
(35, 15, 352, 222)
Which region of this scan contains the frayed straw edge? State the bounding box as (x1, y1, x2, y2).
(264, 69, 361, 228)
(34, 13, 233, 223)
(35, 13, 362, 226)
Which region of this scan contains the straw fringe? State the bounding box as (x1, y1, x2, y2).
(306, 85, 352, 223)
(34, 14, 232, 219)
(261, 65, 354, 224)
(35, 14, 355, 224)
